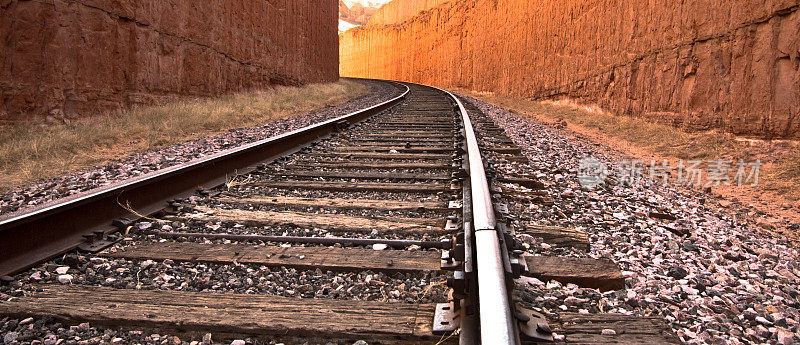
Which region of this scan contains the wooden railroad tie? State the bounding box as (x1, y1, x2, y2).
(523, 256, 625, 292)
(328, 146, 453, 153)
(287, 161, 451, 170)
(175, 206, 449, 234)
(102, 242, 442, 273)
(249, 180, 451, 193)
(215, 195, 450, 212)
(517, 224, 590, 251)
(106, 240, 624, 291)
(305, 152, 451, 160)
(275, 170, 451, 180)
(0, 287, 678, 344)
(546, 312, 680, 344)
(0, 285, 443, 343)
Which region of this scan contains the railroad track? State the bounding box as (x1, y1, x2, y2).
(0, 81, 679, 344)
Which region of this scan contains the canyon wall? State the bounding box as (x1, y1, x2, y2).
(0, 0, 338, 122)
(340, 0, 800, 138)
(368, 0, 450, 26)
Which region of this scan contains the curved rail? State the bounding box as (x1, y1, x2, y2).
(438, 87, 516, 344)
(0, 83, 410, 276)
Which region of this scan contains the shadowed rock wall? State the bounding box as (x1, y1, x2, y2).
(1, 0, 338, 122)
(340, 0, 800, 138)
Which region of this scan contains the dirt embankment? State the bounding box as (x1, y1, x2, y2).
(1, 0, 339, 122)
(340, 0, 800, 139)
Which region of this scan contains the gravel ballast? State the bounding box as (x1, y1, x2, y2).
(459, 92, 800, 345)
(0, 83, 449, 345)
(0, 80, 402, 216)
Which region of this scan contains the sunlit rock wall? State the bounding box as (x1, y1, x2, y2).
(340, 0, 800, 138)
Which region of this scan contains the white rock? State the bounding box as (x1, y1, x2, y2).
(601, 329, 617, 335)
(372, 243, 388, 251)
(777, 328, 793, 345)
(516, 276, 545, 287)
(564, 296, 588, 306)
(230, 340, 245, 345)
(55, 266, 69, 274)
(57, 274, 73, 284)
(756, 316, 772, 326)
(546, 281, 562, 289)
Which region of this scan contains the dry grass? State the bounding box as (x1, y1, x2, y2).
(463, 92, 800, 201)
(0, 80, 369, 190)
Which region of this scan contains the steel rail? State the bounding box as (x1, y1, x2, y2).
(438, 87, 516, 345)
(0, 83, 410, 276)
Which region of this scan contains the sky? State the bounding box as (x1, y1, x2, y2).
(342, 0, 393, 9)
(339, 19, 359, 33)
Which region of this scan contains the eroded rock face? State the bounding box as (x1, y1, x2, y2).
(340, 0, 800, 138)
(1, 0, 339, 122)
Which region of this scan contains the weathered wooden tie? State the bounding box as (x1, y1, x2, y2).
(328, 146, 452, 153)
(522, 256, 625, 291)
(307, 152, 451, 160)
(359, 133, 453, 139)
(277, 170, 450, 180)
(178, 206, 448, 234)
(545, 313, 680, 344)
(216, 195, 448, 211)
(288, 161, 451, 170)
(250, 180, 451, 193)
(347, 140, 452, 146)
(517, 224, 590, 251)
(486, 146, 523, 154)
(0, 286, 441, 342)
(103, 242, 441, 273)
(496, 176, 545, 189)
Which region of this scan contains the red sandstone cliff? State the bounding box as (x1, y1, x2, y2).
(340, 0, 800, 138)
(0, 0, 339, 122)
